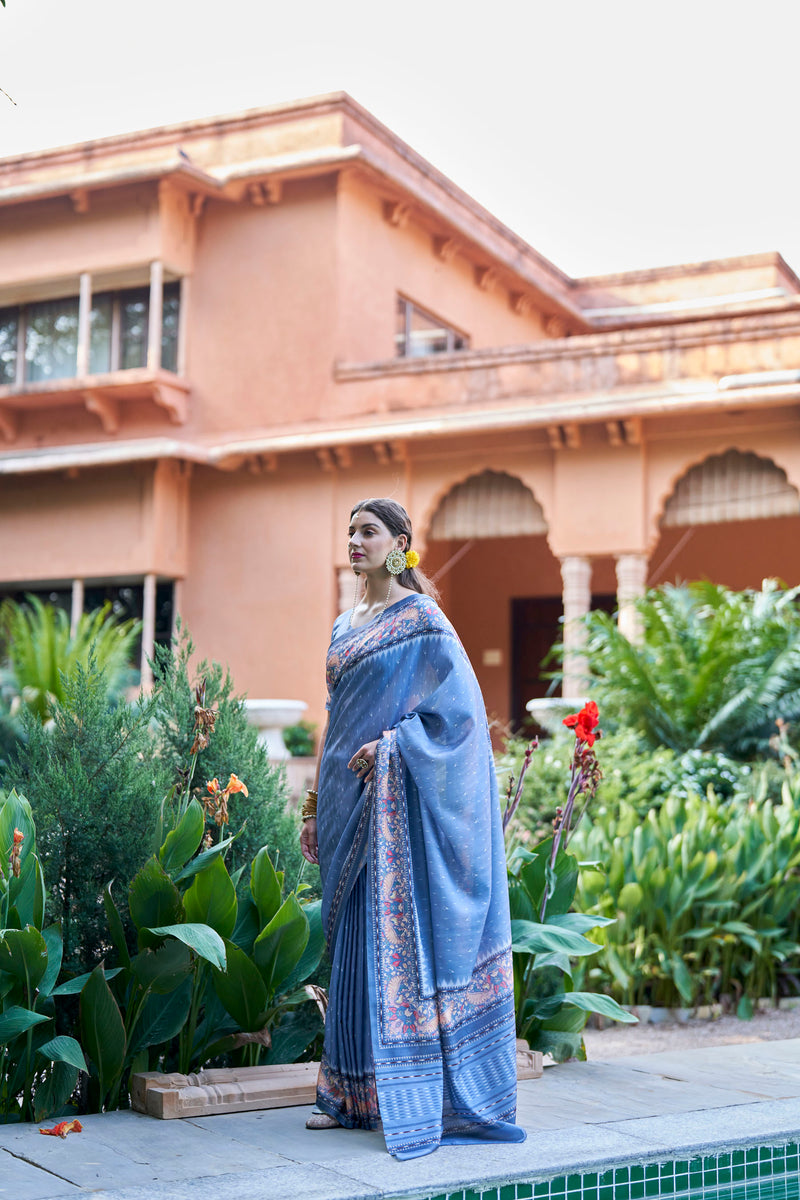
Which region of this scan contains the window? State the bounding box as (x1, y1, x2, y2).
(395, 296, 468, 358)
(0, 308, 19, 384)
(1, 283, 181, 386)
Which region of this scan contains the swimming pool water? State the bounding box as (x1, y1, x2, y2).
(411, 1142, 800, 1200)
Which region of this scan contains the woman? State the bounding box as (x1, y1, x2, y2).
(300, 498, 525, 1160)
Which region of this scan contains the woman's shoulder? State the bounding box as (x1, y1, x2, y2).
(403, 592, 454, 634)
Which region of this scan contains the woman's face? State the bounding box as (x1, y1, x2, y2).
(348, 509, 406, 574)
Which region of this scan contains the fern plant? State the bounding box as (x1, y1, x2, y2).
(583, 580, 800, 758)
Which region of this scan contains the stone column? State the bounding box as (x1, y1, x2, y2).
(70, 578, 84, 637)
(615, 553, 648, 644)
(147, 261, 163, 371)
(560, 556, 591, 699)
(140, 573, 157, 689)
(76, 272, 92, 377)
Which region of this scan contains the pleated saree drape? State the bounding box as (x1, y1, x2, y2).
(316, 594, 525, 1159)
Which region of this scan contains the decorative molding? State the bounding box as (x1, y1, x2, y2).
(372, 442, 391, 465)
(605, 420, 624, 447)
(131, 1064, 319, 1120)
(316, 447, 335, 471)
(70, 188, 89, 214)
(382, 200, 410, 228)
(248, 182, 267, 206)
(84, 391, 121, 435)
(263, 178, 282, 204)
(333, 445, 352, 469)
(389, 440, 407, 463)
(474, 265, 498, 292)
(547, 423, 580, 449)
(433, 235, 459, 262)
(0, 404, 18, 442)
(623, 417, 642, 445)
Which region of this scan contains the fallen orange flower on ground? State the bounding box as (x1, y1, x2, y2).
(39, 1119, 83, 1138)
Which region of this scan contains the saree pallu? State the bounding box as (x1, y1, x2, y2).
(316, 594, 525, 1159)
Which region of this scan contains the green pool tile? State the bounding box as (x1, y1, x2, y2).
(480, 1190, 499, 1200)
(567, 1175, 583, 1193)
(599, 1187, 613, 1200)
(446, 1192, 464, 1200)
(516, 1186, 533, 1200)
(532, 1184, 548, 1199)
(551, 1179, 566, 1197)
(499, 1187, 516, 1200)
(464, 1190, 482, 1200)
(583, 1180, 599, 1200)
(732, 1162, 747, 1182)
(630, 1184, 644, 1200)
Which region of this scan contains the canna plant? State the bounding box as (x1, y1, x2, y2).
(582, 580, 800, 758)
(504, 704, 635, 1060)
(571, 777, 800, 1010)
(0, 790, 88, 1122)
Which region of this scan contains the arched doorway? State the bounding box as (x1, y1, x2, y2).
(651, 450, 800, 588)
(423, 470, 562, 733)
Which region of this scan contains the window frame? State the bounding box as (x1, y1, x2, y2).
(395, 295, 469, 358)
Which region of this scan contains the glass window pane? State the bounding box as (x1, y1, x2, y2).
(89, 293, 112, 375)
(161, 283, 180, 373)
(120, 289, 149, 369)
(408, 305, 449, 357)
(0, 307, 18, 385)
(25, 297, 79, 382)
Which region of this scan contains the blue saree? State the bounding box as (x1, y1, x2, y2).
(315, 593, 525, 1159)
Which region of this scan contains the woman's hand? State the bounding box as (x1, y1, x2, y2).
(300, 817, 318, 865)
(348, 738, 380, 783)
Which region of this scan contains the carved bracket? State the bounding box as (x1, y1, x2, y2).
(84, 391, 121, 435)
(372, 442, 391, 465)
(545, 315, 568, 339)
(71, 188, 90, 214)
(316, 448, 335, 471)
(510, 291, 534, 316)
(474, 265, 498, 292)
(333, 445, 352, 469)
(383, 200, 410, 228)
(547, 423, 581, 450)
(153, 383, 188, 425)
(433, 236, 459, 263)
(0, 404, 18, 442)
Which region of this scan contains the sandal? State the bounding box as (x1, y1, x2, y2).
(305, 1110, 341, 1130)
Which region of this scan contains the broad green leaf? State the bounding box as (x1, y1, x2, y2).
(38, 924, 64, 999)
(173, 833, 239, 883)
(511, 919, 601, 958)
(103, 883, 131, 970)
(159, 799, 205, 873)
(131, 939, 193, 994)
(250, 848, 282, 929)
(0, 926, 49, 996)
(129, 977, 192, 1054)
(37, 1035, 87, 1072)
(183, 856, 237, 939)
(560, 992, 638, 1023)
(231, 895, 260, 956)
(34, 1061, 79, 1122)
(0, 789, 36, 866)
(80, 966, 126, 1101)
(547, 913, 616, 933)
(211, 940, 269, 1031)
(253, 894, 309, 996)
(144, 923, 226, 971)
(50, 967, 122, 997)
(128, 858, 184, 943)
(0, 1005, 49, 1042)
(264, 1004, 323, 1065)
(281, 900, 325, 992)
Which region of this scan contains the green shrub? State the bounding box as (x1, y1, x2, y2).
(7, 664, 161, 976)
(149, 630, 305, 892)
(282, 721, 316, 758)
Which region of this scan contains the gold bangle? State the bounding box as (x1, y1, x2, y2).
(301, 794, 318, 820)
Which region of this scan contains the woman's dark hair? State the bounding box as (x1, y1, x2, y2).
(350, 497, 440, 604)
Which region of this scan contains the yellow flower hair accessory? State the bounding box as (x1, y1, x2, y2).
(405, 550, 420, 569)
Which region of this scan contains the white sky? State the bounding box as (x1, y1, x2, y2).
(2, 0, 799, 280)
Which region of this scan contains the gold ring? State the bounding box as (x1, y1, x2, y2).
(355, 757, 369, 771)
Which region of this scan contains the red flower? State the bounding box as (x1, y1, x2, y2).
(39, 1120, 82, 1138)
(563, 701, 602, 746)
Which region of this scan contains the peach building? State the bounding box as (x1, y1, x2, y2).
(2, 93, 800, 734)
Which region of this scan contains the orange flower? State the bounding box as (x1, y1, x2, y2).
(40, 1119, 83, 1138)
(206, 778, 220, 795)
(224, 774, 248, 798)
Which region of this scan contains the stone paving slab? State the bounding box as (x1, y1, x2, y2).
(1, 1039, 800, 1199)
(0, 1148, 81, 1200)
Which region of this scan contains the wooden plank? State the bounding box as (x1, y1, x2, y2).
(131, 1063, 319, 1120)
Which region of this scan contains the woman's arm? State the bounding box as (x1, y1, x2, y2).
(299, 713, 329, 865)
